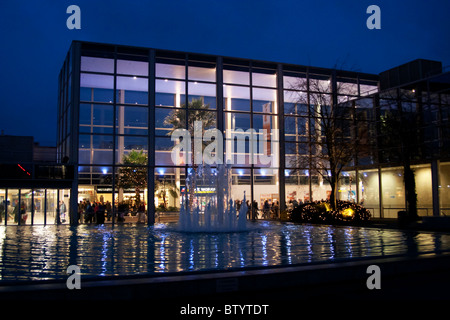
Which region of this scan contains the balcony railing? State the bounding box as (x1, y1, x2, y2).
(0, 163, 74, 180)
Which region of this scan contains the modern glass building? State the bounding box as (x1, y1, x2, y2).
(52, 41, 449, 225)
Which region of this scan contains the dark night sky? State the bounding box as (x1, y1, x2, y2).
(0, 0, 449, 146)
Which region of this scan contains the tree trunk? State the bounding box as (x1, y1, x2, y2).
(330, 176, 338, 211)
(135, 187, 140, 207)
(162, 189, 167, 209)
(404, 165, 418, 220)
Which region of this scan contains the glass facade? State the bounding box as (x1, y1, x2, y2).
(440, 162, 450, 215)
(0, 188, 70, 225)
(55, 41, 450, 224)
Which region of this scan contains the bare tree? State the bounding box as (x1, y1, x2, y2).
(286, 72, 357, 210)
(378, 88, 420, 220)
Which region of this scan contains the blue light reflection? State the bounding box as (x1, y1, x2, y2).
(1, 222, 450, 281)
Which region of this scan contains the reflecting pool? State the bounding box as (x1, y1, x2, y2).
(1, 221, 450, 281)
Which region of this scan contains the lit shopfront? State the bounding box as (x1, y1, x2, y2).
(0, 188, 70, 225)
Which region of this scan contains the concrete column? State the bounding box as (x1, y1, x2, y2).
(69, 42, 81, 226)
(276, 63, 286, 214)
(147, 49, 156, 225)
(431, 160, 440, 217)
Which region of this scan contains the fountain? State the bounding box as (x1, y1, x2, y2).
(177, 164, 248, 232)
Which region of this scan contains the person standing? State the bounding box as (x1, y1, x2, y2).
(84, 201, 94, 223)
(252, 200, 258, 220)
(96, 202, 105, 224)
(263, 200, 270, 219)
(60, 201, 67, 223)
(78, 201, 84, 224)
(105, 201, 112, 221)
(272, 200, 279, 219)
(137, 202, 146, 223)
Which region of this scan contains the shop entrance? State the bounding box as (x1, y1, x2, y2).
(0, 188, 71, 225)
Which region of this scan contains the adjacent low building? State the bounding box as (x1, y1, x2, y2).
(0, 134, 73, 225)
